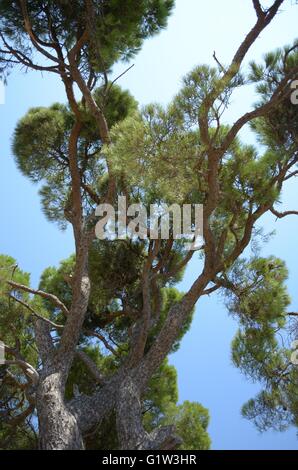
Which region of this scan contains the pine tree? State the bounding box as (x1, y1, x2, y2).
(0, 1, 297, 449)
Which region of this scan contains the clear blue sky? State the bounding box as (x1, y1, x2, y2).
(0, 0, 297, 450)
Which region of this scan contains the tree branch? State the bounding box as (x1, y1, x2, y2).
(270, 207, 298, 218)
(19, 0, 61, 64)
(9, 294, 64, 330)
(3, 344, 39, 386)
(252, 0, 265, 19)
(7, 280, 69, 317)
(76, 350, 104, 384)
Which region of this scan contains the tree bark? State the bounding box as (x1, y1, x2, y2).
(116, 376, 181, 450)
(36, 371, 84, 450)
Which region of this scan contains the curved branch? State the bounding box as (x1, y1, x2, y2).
(7, 280, 69, 317)
(19, 0, 61, 64)
(9, 294, 64, 330)
(270, 207, 298, 218)
(3, 344, 39, 386)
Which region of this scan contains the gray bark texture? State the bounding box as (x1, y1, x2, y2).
(37, 373, 84, 450)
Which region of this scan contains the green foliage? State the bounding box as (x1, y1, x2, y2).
(82, 85, 139, 138)
(232, 326, 285, 382)
(12, 85, 137, 228)
(232, 325, 298, 433)
(0, 255, 36, 362)
(174, 65, 244, 129)
(225, 256, 290, 327)
(88, 240, 144, 318)
(249, 42, 298, 181)
(0, 256, 39, 450)
(229, 45, 298, 434)
(105, 104, 200, 204)
(0, 1, 174, 75)
(224, 255, 297, 434)
(0, 418, 37, 450)
(161, 401, 211, 450)
(13, 104, 71, 182)
(242, 379, 298, 433)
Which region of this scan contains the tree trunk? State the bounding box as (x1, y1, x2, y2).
(116, 376, 181, 450)
(36, 372, 84, 450)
